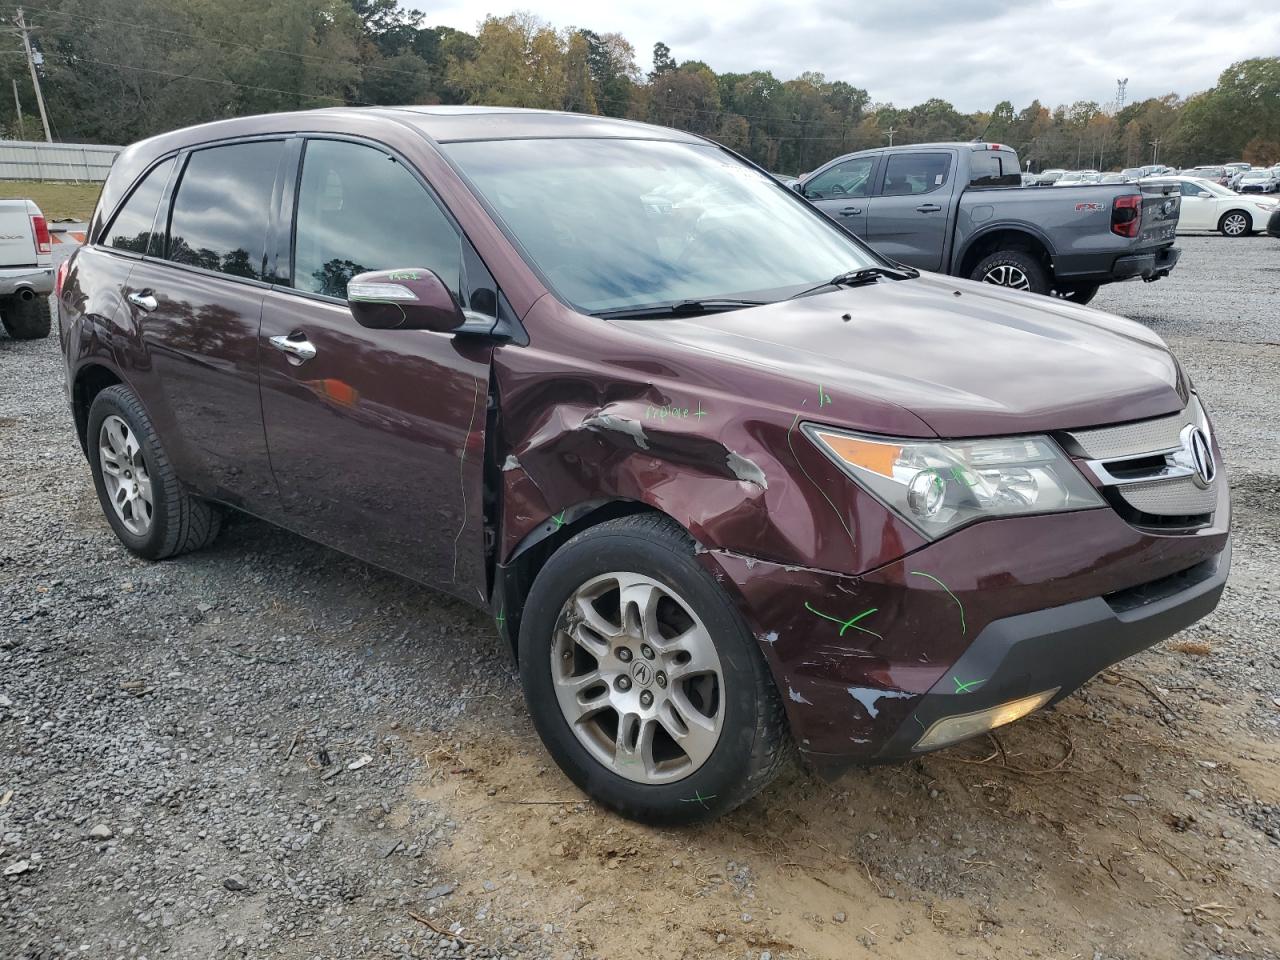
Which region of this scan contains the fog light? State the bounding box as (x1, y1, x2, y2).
(912, 688, 1059, 752)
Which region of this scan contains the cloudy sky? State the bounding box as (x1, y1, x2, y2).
(418, 0, 1279, 111)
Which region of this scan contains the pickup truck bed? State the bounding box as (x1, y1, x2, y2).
(797, 142, 1180, 304)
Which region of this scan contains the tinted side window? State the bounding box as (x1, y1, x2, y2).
(1180, 182, 1204, 197)
(105, 158, 175, 255)
(805, 157, 876, 200)
(167, 141, 283, 281)
(882, 152, 952, 197)
(968, 150, 1022, 187)
(291, 139, 461, 301)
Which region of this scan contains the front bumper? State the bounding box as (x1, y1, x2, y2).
(700, 483, 1229, 767)
(873, 541, 1228, 761)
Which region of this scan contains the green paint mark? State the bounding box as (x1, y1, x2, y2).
(952, 676, 984, 694)
(804, 601, 883, 640)
(818, 384, 832, 407)
(495, 608, 505, 628)
(679, 790, 717, 809)
(693, 400, 707, 419)
(909, 571, 966, 635)
(387, 270, 421, 281)
(552, 510, 567, 528)
(950, 465, 977, 487)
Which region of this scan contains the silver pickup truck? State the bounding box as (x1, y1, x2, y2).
(795, 142, 1181, 304)
(0, 197, 54, 339)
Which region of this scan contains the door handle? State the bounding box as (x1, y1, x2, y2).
(915, 203, 942, 213)
(839, 206, 863, 216)
(269, 334, 317, 362)
(126, 291, 157, 312)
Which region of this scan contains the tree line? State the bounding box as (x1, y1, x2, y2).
(3, 0, 1277, 173)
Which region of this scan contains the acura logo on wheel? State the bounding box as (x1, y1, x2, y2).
(1178, 424, 1216, 489)
(630, 661, 652, 685)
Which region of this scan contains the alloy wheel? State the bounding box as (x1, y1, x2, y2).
(1223, 213, 1248, 236)
(98, 414, 153, 536)
(981, 264, 1031, 290)
(551, 572, 724, 784)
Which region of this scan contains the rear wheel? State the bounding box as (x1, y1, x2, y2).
(970, 250, 1049, 295)
(87, 384, 222, 560)
(517, 514, 791, 824)
(1218, 211, 1251, 237)
(0, 294, 51, 340)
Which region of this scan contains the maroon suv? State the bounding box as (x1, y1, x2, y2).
(58, 107, 1230, 823)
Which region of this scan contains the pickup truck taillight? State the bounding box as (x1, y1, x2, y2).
(55, 259, 68, 299)
(1111, 194, 1141, 238)
(31, 214, 51, 255)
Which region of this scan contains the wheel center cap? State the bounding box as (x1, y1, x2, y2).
(630, 660, 652, 686)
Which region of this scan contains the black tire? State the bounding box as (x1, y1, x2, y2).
(969, 249, 1049, 295)
(87, 384, 222, 560)
(1, 294, 51, 340)
(1218, 210, 1251, 237)
(517, 514, 791, 824)
(1055, 283, 1100, 306)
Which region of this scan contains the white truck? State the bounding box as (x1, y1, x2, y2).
(0, 198, 54, 339)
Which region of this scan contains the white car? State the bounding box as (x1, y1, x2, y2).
(1145, 176, 1280, 237)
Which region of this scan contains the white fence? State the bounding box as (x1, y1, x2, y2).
(0, 140, 122, 182)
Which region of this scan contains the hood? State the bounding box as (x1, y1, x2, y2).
(618, 273, 1184, 437)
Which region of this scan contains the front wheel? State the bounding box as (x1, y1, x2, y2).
(1219, 211, 1251, 237)
(970, 250, 1049, 295)
(517, 514, 791, 824)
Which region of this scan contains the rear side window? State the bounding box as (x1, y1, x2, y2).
(881, 152, 952, 196)
(291, 139, 461, 301)
(167, 140, 284, 281)
(968, 150, 1022, 187)
(104, 157, 175, 255)
(805, 156, 876, 200)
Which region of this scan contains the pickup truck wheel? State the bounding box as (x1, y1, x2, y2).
(517, 514, 792, 824)
(971, 250, 1048, 295)
(87, 384, 223, 560)
(1054, 284, 1099, 306)
(1218, 211, 1250, 237)
(0, 294, 52, 340)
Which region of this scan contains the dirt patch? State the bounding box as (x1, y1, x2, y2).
(405, 671, 1279, 959)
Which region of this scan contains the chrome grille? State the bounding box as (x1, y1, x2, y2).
(1064, 411, 1184, 460)
(1060, 396, 1218, 525)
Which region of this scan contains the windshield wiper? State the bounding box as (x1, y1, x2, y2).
(592, 298, 767, 320)
(788, 265, 919, 300)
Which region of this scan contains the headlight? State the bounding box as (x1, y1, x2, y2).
(804, 425, 1104, 540)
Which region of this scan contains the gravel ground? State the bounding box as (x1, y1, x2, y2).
(2, 233, 1278, 960)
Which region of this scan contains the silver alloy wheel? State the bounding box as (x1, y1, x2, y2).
(1222, 213, 1249, 236)
(98, 414, 153, 536)
(981, 264, 1031, 290)
(551, 572, 725, 784)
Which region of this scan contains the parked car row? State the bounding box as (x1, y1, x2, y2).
(1144, 176, 1280, 236)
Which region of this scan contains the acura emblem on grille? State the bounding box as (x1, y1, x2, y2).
(1176, 424, 1216, 489)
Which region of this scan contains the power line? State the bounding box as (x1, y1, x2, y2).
(0, 1, 429, 81)
(49, 54, 368, 106)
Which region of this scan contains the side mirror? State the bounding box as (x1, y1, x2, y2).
(1197, 191, 1213, 199)
(792, 180, 806, 196)
(347, 268, 464, 332)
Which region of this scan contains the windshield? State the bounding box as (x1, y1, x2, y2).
(443, 138, 880, 314)
(1242, 171, 1268, 180)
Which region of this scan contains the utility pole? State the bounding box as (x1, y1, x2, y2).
(1150, 138, 1160, 164)
(1115, 77, 1128, 113)
(12, 78, 25, 140)
(885, 126, 896, 146)
(14, 8, 52, 142)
